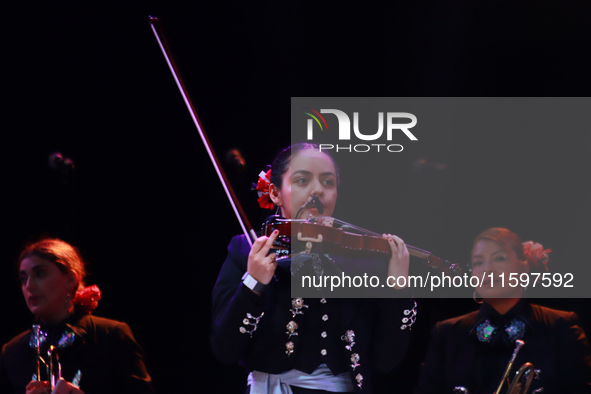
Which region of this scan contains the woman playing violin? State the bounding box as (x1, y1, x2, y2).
(0, 239, 155, 394)
(414, 228, 591, 394)
(211, 143, 416, 393)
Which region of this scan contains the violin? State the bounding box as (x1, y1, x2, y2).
(262, 215, 464, 276)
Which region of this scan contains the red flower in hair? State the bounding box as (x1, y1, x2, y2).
(75, 285, 102, 314)
(522, 241, 551, 272)
(256, 169, 275, 210)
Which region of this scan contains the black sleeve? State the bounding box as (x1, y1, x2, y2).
(111, 322, 155, 394)
(0, 344, 13, 394)
(211, 235, 267, 365)
(556, 312, 591, 393)
(370, 295, 415, 372)
(412, 322, 446, 394)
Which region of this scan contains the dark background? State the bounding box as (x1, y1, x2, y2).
(2, 2, 591, 393)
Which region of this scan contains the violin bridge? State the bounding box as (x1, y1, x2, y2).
(297, 233, 323, 243)
(297, 233, 323, 253)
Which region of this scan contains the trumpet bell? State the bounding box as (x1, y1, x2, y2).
(507, 362, 535, 394)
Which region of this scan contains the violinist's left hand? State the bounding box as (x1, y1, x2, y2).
(383, 234, 410, 289)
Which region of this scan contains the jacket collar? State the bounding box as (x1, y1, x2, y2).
(22, 310, 90, 348)
(470, 299, 535, 347)
(477, 299, 534, 328)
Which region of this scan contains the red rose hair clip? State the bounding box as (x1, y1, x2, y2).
(256, 169, 275, 210)
(522, 241, 551, 272)
(75, 284, 102, 314)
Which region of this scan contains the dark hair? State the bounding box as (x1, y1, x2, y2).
(19, 238, 87, 294)
(270, 143, 339, 189)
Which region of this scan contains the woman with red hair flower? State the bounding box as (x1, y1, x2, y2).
(212, 143, 414, 393)
(0, 239, 155, 394)
(414, 228, 591, 394)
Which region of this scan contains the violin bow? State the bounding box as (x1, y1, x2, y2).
(149, 16, 257, 246)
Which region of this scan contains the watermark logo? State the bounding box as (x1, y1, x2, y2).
(303, 108, 417, 153)
(303, 107, 329, 132)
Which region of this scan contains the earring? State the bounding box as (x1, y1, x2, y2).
(65, 293, 74, 314)
(275, 201, 282, 215)
(473, 290, 483, 304)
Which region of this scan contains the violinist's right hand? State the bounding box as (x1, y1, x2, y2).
(246, 230, 279, 292)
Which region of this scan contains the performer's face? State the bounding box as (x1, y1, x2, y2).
(275, 149, 338, 219)
(19, 255, 76, 323)
(471, 239, 527, 299)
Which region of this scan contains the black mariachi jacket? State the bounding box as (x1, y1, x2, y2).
(211, 235, 415, 393)
(414, 300, 591, 394)
(0, 312, 154, 394)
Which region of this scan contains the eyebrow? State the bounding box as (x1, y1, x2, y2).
(472, 250, 506, 259)
(19, 265, 49, 275)
(291, 170, 336, 177)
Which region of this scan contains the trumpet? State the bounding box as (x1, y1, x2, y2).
(29, 324, 44, 383)
(494, 339, 534, 394)
(453, 339, 535, 394)
(29, 325, 81, 392)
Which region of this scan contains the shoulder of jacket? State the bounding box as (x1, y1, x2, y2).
(2, 329, 31, 357)
(73, 314, 133, 338)
(436, 310, 479, 334)
(529, 303, 578, 326)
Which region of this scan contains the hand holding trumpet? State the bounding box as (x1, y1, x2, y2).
(26, 379, 84, 394)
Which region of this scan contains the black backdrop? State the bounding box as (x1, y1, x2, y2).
(2, 2, 591, 393)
